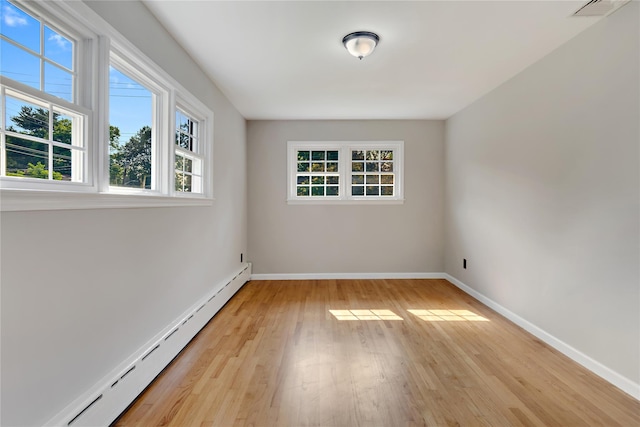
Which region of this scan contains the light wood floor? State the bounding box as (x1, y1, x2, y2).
(113, 279, 639, 426)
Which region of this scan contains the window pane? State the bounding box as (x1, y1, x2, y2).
(366, 162, 379, 172)
(0, 0, 39, 52)
(44, 25, 73, 70)
(352, 150, 364, 160)
(183, 156, 193, 173)
(175, 110, 198, 151)
(326, 186, 338, 196)
(1, 39, 39, 89)
(176, 110, 188, 130)
(176, 130, 191, 150)
(381, 162, 393, 172)
(5, 136, 48, 178)
(381, 186, 394, 196)
(297, 151, 310, 161)
(352, 186, 364, 196)
(366, 186, 379, 196)
(311, 151, 325, 161)
(326, 162, 338, 172)
(326, 176, 339, 185)
(381, 174, 394, 184)
(311, 186, 324, 196)
(327, 150, 338, 161)
(182, 174, 192, 192)
(366, 175, 379, 185)
(297, 186, 309, 196)
(366, 150, 379, 160)
(352, 175, 364, 184)
(5, 96, 49, 138)
(352, 162, 363, 172)
(53, 146, 71, 181)
(311, 176, 324, 185)
(175, 153, 184, 171)
(297, 175, 309, 185)
(52, 112, 72, 144)
(43, 62, 73, 102)
(381, 150, 393, 160)
(311, 162, 324, 172)
(297, 162, 309, 172)
(175, 172, 192, 192)
(109, 65, 153, 189)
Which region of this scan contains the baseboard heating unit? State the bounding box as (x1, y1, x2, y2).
(45, 263, 252, 427)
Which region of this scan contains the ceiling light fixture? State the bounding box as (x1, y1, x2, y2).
(342, 31, 379, 60)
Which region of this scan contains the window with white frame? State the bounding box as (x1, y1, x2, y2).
(108, 60, 156, 190)
(287, 141, 404, 203)
(0, 0, 213, 210)
(295, 147, 340, 197)
(0, 0, 88, 187)
(174, 107, 204, 194)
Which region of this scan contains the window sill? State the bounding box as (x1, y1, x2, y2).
(0, 189, 214, 212)
(287, 198, 405, 205)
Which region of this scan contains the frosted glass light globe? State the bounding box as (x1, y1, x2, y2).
(342, 32, 379, 60)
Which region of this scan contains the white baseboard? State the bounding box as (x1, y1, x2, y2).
(444, 273, 640, 400)
(250, 272, 447, 280)
(45, 263, 252, 427)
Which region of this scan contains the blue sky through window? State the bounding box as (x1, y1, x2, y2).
(1, 0, 38, 52)
(109, 66, 152, 146)
(1, 0, 73, 101)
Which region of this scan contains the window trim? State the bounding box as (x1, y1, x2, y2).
(0, 0, 215, 211)
(287, 141, 405, 205)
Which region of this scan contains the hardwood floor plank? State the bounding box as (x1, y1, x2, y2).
(112, 279, 640, 427)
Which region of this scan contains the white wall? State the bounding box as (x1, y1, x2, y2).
(445, 4, 639, 388)
(0, 1, 247, 425)
(247, 120, 444, 275)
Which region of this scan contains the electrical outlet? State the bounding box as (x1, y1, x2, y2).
(463, 258, 467, 269)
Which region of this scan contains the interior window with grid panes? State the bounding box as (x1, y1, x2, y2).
(296, 149, 339, 196)
(1, 0, 86, 183)
(174, 109, 203, 193)
(351, 149, 394, 196)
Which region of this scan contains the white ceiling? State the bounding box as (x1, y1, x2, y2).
(142, 0, 601, 120)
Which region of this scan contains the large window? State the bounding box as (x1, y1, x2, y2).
(287, 141, 404, 204)
(0, 0, 213, 210)
(0, 0, 87, 189)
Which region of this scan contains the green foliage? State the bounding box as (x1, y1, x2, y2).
(6, 107, 71, 179)
(10, 106, 50, 139)
(109, 126, 152, 188)
(54, 118, 72, 145)
(21, 162, 63, 180)
(7, 106, 152, 187)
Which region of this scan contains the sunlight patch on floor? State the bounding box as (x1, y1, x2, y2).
(408, 309, 489, 322)
(329, 309, 403, 321)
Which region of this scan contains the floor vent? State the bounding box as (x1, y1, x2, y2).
(45, 263, 252, 427)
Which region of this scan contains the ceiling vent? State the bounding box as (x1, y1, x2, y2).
(573, 0, 631, 17)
